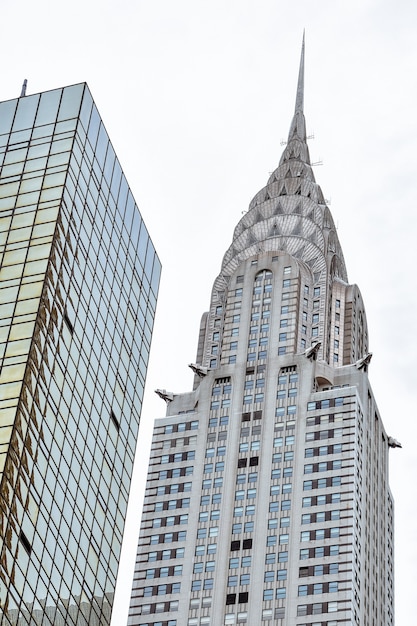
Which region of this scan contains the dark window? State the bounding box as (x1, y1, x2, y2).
(63, 310, 74, 335)
(19, 531, 31, 555)
(110, 409, 120, 431)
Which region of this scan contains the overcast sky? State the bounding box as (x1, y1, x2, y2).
(3, 1, 416, 624)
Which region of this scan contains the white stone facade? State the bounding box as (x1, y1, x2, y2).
(128, 40, 394, 626)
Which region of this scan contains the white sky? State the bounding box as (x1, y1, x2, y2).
(2, 1, 416, 624)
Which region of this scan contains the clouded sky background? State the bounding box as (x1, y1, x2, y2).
(2, 1, 416, 624)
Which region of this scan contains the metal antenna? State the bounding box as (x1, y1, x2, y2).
(20, 79, 27, 97)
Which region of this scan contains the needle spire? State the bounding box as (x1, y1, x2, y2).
(295, 31, 305, 113)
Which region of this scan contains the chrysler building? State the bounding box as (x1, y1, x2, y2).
(128, 38, 394, 626)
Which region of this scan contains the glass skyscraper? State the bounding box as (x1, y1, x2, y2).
(128, 41, 395, 626)
(0, 83, 161, 624)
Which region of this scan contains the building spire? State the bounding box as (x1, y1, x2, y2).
(285, 32, 307, 148)
(295, 31, 305, 113)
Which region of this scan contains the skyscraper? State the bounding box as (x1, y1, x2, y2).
(128, 40, 394, 626)
(0, 83, 161, 625)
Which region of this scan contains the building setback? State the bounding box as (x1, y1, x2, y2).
(0, 83, 161, 625)
(128, 41, 395, 626)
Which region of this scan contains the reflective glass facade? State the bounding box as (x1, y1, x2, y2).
(0, 84, 161, 624)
